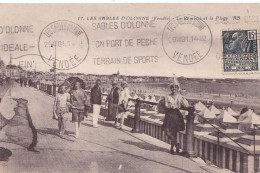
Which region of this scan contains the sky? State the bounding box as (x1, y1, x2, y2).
(0, 4, 260, 79)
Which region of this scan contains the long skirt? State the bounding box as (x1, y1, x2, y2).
(107, 103, 118, 121)
(162, 108, 185, 137)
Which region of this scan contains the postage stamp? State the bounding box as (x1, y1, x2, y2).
(222, 30, 258, 72)
(162, 14, 212, 65)
(38, 20, 89, 70)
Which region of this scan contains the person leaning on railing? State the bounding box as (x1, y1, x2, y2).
(158, 77, 193, 155)
(116, 81, 130, 129)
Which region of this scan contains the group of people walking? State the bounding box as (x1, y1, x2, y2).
(53, 76, 194, 156)
(19, 77, 33, 87)
(53, 79, 130, 139)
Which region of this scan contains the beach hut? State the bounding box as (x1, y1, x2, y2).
(209, 110, 244, 140)
(214, 110, 239, 129)
(227, 107, 239, 119)
(236, 112, 260, 146)
(196, 108, 216, 122)
(195, 108, 218, 132)
(222, 110, 237, 123)
(209, 104, 221, 115)
(194, 101, 207, 112)
(238, 109, 254, 123)
(238, 111, 260, 129)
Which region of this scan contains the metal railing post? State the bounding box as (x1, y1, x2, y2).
(254, 125, 256, 173)
(49, 84, 51, 95)
(131, 98, 142, 133)
(53, 84, 56, 96)
(185, 109, 196, 157)
(217, 130, 220, 167)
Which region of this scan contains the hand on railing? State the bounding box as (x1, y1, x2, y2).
(187, 106, 195, 114)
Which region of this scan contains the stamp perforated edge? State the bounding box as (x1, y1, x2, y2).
(220, 28, 260, 76)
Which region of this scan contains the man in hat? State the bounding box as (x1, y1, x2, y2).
(106, 80, 121, 121)
(90, 79, 102, 128)
(117, 81, 130, 129)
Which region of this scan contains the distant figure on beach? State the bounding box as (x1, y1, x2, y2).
(106, 80, 120, 121)
(116, 81, 130, 129)
(70, 82, 86, 138)
(161, 76, 191, 155)
(53, 85, 70, 138)
(90, 79, 102, 128)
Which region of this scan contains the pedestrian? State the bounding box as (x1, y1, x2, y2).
(90, 79, 102, 128)
(160, 77, 193, 155)
(84, 91, 91, 118)
(106, 80, 120, 121)
(53, 85, 70, 138)
(24, 77, 28, 87)
(28, 78, 32, 87)
(70, 82, 86, 138)
(19, 78, 23, 87)
(116, 81, 130, 129)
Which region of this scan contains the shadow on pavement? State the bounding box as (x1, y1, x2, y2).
(81, 122, 93, 127)
(82, 119, 114, 127)
(98, 120, 115, 127)
(0, 99, 33, 150)
(0, 112, 9, 130)
(0, 147, 12, 161)
(121, 140, 169, 152)
(37, 128, 75, 142)
(80, 138, 193, 173)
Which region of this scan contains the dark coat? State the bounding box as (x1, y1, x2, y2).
(90, 85, 102, 105)
(108, 87, 120, 105)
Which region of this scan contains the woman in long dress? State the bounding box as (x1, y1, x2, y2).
(161, 80, 190, 154)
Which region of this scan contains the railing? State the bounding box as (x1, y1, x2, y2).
(254, 124, 260, 173)
(128, 98, 158, 133)
(195, 113, 253, 171)
(125, 98, 259, 172)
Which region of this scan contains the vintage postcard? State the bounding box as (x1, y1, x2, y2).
(0, 3, 260, 173)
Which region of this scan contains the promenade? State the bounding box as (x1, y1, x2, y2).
(0, 83, 230, 173)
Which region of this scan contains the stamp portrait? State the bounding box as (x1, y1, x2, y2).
(222, 30, 258, 72)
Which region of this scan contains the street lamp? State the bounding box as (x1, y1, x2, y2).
(51, 41, 57, 96)
(9, 54, 13, 96)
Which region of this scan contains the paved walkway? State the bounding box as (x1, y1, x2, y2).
(0, 83, 215, 173)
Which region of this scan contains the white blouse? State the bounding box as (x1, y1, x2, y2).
(165, 93, 189, 109)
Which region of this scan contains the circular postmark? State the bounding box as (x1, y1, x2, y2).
(38, 20, 89, 70)
(162, 14, 212, 65)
